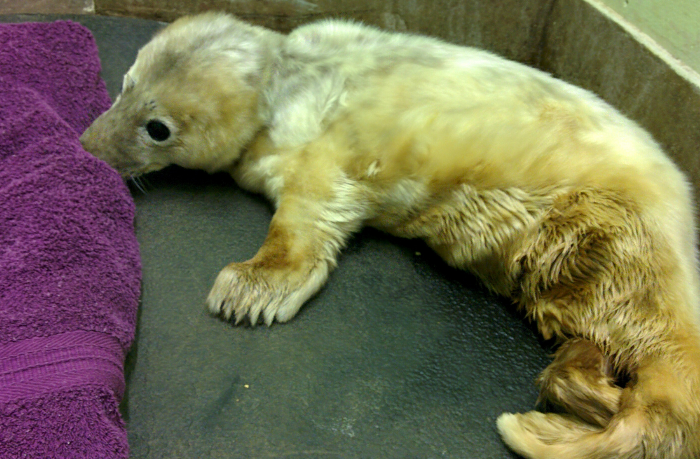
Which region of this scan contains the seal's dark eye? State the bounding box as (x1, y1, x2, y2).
(146, 120, 170, 142)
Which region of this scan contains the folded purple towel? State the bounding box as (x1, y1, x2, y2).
(0, 21, 141, 459)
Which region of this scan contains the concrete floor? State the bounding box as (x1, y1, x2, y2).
(0, 0, 93, 15)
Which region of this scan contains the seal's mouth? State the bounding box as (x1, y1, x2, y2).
(116, 161, 168, 179)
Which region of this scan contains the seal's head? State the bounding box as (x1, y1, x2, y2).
(80, 12, 276, 177)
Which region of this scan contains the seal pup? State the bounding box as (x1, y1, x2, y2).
(80, 12, 700, 459)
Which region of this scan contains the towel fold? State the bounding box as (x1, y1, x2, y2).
(0, 21, 141, 459)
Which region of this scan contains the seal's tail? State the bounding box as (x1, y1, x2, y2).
(497, 339, 700, 459)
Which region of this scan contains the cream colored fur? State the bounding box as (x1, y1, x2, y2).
(80, 12, 700, 459)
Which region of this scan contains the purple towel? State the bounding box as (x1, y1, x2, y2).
(0, 21, 141, 458)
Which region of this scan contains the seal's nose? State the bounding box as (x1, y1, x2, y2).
(80, 110, 111, 159)
(79, 127, 94, 153)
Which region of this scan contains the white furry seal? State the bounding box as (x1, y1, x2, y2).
(81, 12, 700, 459)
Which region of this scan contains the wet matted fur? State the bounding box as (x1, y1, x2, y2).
(81, 12, 700, 459)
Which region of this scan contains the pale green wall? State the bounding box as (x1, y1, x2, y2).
(598, 0, 700, 73)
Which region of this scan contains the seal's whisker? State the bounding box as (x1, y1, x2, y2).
(129, 174, 147, 194)
(139, 175, 152, 189)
